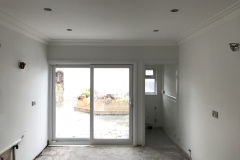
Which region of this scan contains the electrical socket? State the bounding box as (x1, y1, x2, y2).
(212, 110, 218, 119)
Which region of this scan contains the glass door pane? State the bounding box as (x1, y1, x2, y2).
(55, 68, 90, 138)
(93, 68, 130, 139)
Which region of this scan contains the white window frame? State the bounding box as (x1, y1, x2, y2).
(145, 67, 157, 95)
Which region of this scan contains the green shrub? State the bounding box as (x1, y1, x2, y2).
(81, 90, 90, 98)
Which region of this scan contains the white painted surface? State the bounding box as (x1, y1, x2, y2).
(48, 45, 178, 145)
(178, 15, 240, 160)
(0, 24, 48, 160)
(162, 64, 178, 144)
(163, 65, 177, 98)
(49, 39, 177, 46)
(0, 0, 238, 41)
(145, 65, 163, 128)
(48, 45, 178, 61)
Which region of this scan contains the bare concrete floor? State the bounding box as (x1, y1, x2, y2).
(35, 128, 189, 160)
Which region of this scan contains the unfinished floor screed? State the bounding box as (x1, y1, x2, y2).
(35, 129, 189, 160)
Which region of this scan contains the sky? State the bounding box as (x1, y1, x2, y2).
(56, 68, 129, 100)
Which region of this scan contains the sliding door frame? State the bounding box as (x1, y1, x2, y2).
(49, 62, 136, 145)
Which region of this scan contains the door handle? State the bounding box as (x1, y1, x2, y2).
(129, 98, 133, 107)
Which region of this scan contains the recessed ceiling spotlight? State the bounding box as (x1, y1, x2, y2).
(44, 8, 52, 11)
(153, 30, 159, 32)
(171, 9, 179, 13)
(67, 29, 72, 31)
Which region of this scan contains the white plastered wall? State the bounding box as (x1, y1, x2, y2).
(0, 24, 48, 160)
(162, 64, 178, 144)
(178, 13, 240, 160)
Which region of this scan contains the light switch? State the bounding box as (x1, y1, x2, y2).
(212, 110, 218, 119)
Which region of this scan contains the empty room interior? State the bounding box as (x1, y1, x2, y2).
(0, 0, 240, 160)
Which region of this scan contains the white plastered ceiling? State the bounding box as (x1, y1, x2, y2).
(0, 0, 239, 43)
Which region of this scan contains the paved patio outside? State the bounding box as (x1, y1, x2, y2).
(56, 101, 129, 139)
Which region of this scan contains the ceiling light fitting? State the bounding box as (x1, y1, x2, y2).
(153, 30, 159, 32)
(44, 8, 52, 11)
(171, 9, 179, 13)
(67, 29, 72, 31)
(229, 43, 240, 52)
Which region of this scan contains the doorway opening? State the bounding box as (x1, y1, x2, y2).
(145, 64, 178, 146)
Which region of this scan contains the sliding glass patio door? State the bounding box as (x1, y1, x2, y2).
(93, 67, 131, 139)
(52, 65, 132, 143)
(54, 67, 91, 139)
